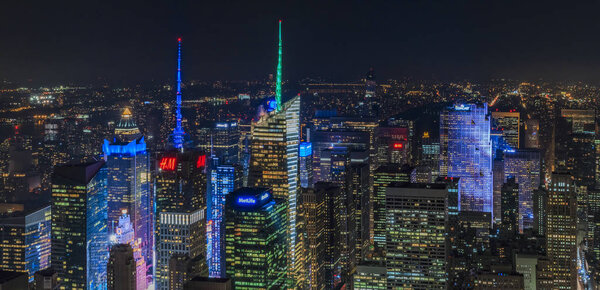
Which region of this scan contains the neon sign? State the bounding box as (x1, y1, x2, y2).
(393, 143, 404, 149)
(454, 104, 470, 111)
(237, 197, 256, 205)
(159, 157, 177, 171)
(196, 155, 206, 168)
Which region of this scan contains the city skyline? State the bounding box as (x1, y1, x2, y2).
(1, 1, 600, 289)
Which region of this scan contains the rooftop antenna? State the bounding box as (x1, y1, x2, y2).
(172, 37, 185, 151)
(275, 20, 283, 112)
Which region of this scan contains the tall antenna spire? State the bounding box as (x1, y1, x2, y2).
(172, 37, 185, 150)
(275, 20, 283, 112)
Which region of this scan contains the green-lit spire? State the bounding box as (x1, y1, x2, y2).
(275, 20, 283, 112)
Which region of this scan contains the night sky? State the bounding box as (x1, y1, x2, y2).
(2, 0, 600, 85)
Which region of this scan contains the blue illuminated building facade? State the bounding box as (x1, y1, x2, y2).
(25, 205, 52, 282)
(102, 135, 153, 284)
(207, 158, 239, 278)
(440, 103, 493, 215)
(0, 205, 51, 283)
(224, 187, 287, 288)
(51, 160, 108, 289)
(503, 149, 541, 231)
(299, 142, 313, 188)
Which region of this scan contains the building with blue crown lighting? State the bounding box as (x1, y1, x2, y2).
(440, 103, 493, 215)
(103, 109, 153, 284)
(224, 187, 287, 289)
(299, 142, 313, 188)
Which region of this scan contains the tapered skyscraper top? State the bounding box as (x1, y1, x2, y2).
(275, 20, 283, 112)
(172, 37, 185, 150)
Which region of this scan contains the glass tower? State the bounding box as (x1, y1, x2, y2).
(224, 188, 287, 289)
(25, 206, 52, 282)
(0, 205, 51, 283)
(51, 160, 108, 290)
(503, 149, 541, 231)
(248, 95, 300, 286)
(440, 103, 493, 215)
(299, 142, 313, 188)
(207, 160, 239, 278)
(103, 132, 152, 283)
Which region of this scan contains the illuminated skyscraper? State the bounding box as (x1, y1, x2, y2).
(532, 187, 547, 236)
(385, 183, 448, 289)
(503, 149, 540, 231)
(0, 205, 51, 283)
(440, 103, 493, 215)
(154, 151, 207, 290)
(247, 20, 302, 286)
(207, 160, 240, 278)
(103, 113, 152, 280)
(376, 126, 410, 166)
(224, 188, 287, 288)
(154, 37, 208, 290)
(300, 187, 326, 289)
(51, 161, 108, 289)
(372, 164, 414, 260)
(313, 149, 358, 286)
(311, 182, 349, 288)
(171, 38, 187, 150)
(546, 173, 577, 289)
(114, 108, 142, 143)
(299, 142, 313, 188)
(248, 95, 301, 285)
(349, 163, 369, 262)
(196, 121, 240, 165)
(491, 111, 520, 149)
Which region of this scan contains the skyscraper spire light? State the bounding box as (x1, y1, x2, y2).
(275, 20, 283, 112)
(172, 37, 185, 150)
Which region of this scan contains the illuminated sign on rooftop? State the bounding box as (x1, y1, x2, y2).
(196, 155, 206, 168)
(159, 157, 177, 171)
(237, 197, 257, 205)
(454, 104, 471, 111)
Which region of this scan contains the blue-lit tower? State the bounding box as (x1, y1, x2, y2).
(171, 37, 186, 151)
(440, 103, 493, 215)
(207, 158, 240, 278)
(154, 36, 209, 289)
(299, 142, 313, 188)
(103, 108, 153, 286)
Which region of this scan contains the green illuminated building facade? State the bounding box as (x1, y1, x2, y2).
(224, 188, 287, 289)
